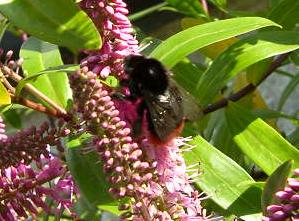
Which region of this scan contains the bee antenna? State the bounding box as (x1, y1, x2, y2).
(137, 40, 153, 53)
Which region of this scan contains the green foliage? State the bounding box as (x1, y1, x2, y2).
(268, 0, 299, 30)
(225, 103, 299, 175)
(196, 31, 299, 106)
(150, 17, 279, 68)
(1, 0, 299, 220)
(261, 160, 293, 214)
(19, 37, 72, 108)
(0, 82, 10, 105)
(163, 0, 209, 18)
(0, 0, 101, 50)
(185, 136, 262, 220)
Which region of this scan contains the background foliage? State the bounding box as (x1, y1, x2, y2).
(0, 0, 299, 220)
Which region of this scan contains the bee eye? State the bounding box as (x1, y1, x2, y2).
(148, 68, 155, 76)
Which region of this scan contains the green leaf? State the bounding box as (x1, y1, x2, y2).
(208, 0, 226, 10)
(172, 58, 205, 97)
(206, 110, 247, 168)
(269, 0, 283, 8)
(2, 108, 21, 128)
(19, 37, 72, 108)
(65, 134, 119, 214)
(184, 136, 262, 220)
(15, 64, 79, 97)
(150, 17, 279, 68)
(288, 128, 299, 148)
(197, 31, 299, 106)
(225, 102, 299, 175)
(253, 109, 299, 124)
(0, 17, 8, 42)
(246, 59, 272, 85)
(0, 0, 101, 50)
(290, 50, 299, 66)
(0, 81, 11, 105)
(268, 0, 299, 30)
(104, 76, 119, 88)
(163, 0, 208, 18)
(278, 74, 299, 111)
(129, 2, 168, 22)
(261, 160, 293, 214)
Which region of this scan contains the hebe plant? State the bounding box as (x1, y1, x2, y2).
(0, 0, 298, 220)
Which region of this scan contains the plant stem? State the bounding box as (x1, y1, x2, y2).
(13, 96, 68, 119)
(129, 2, 168, 21)
(2, 66, 67, 116)
(202, 53, 289, 114)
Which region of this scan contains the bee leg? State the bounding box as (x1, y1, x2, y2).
(111, 91, 127, 100)
(131, 100, 146, 138)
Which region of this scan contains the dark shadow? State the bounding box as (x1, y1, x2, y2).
(227, 184, 262, 217)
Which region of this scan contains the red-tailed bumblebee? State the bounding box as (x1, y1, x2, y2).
(121, 55, 201, 144)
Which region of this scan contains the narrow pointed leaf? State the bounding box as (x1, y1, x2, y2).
(184, 136, 262, 219)
(278, 74, 299, 111)
(164, 0, 208, 18)
(0, 17, 8, 42)
(15, 64, 79, 97)
(261, 160, 293, 214)
(150, 17, 279, 68)
(268, 0, 299, 30)
(19, 37, 72, 108)
(0, 0, 101, 50)
(225, 102, 299, 175)
(197, 31, 299, 106)
(172, 58, 204, 97)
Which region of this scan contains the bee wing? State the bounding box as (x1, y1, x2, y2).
(169, 79, 203, 122)
(145, 84, 184, 141)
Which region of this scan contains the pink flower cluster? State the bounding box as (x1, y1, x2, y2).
(0, 157, 76, 221)
(0, 117, 7, 142)
(143, 138, 209, 220)
(263, 169, 299, 221)
(70, 68, 158, 220)
(77, 0, 212, 220)
(80, 0, 138, 79)
(0, 118, 69, 169)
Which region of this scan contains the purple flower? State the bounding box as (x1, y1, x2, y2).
(263, 169, 299, 221)
(0, 117, 8, 142)
(76, 0, 212, 220)
(0, 157, 77, 221)
(0, 118, 69, 169)
(80, 0, 138, 79)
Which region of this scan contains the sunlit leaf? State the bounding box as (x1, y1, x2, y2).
(197, 31, 299, 106)
(0, 0, 101, 50)
(0, 81, 11, 105)
(150, 17, 279, 68)
(19, 37, 72, 108)
(225, 102, 299, 175)
(180, 17, 237, 59)
(15, 64, 79, 97)
(184, 136, 262, 220)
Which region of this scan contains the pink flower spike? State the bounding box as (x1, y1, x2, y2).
(100, 66, 111, 78)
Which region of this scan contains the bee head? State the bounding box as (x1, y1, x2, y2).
(124, 55, 169, 95)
